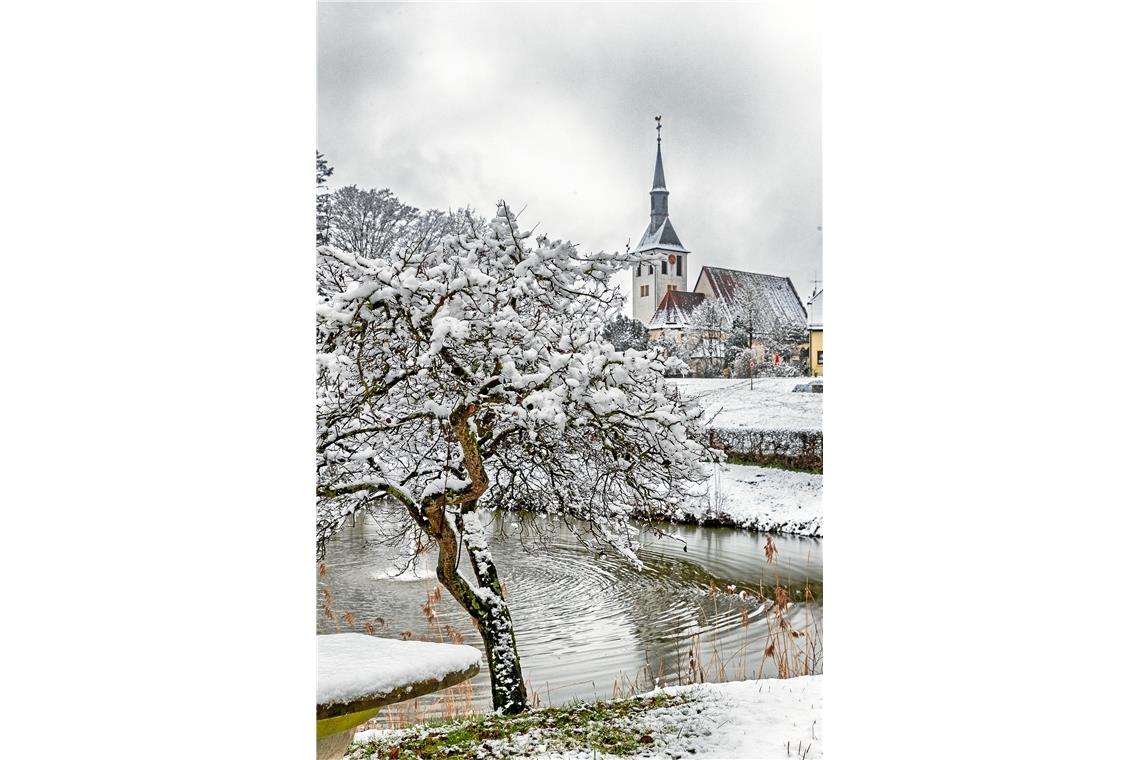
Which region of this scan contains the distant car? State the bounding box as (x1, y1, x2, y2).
(793, 379, 823, 394)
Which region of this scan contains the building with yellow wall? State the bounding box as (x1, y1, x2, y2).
(809, 326, 823, 376)
(806, 288, 823, 377)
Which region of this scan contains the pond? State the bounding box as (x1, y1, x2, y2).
(317, 512, 822, 717)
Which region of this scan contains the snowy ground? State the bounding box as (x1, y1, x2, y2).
(603, 677, 823, 760)
(670, 378, 822, 432)
(351, 675, 822, 759)
(675, 463, 823, 536)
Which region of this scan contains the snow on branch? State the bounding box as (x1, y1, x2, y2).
(316, 203, 714, 557)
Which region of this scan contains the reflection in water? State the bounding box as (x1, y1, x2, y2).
(317, 512, 822, 713)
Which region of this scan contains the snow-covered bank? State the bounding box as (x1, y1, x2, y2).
(618, 677, 823, 760)
(350, 675, 822, 759)
(670, 377, 822, 432)
(642, 464, 823, 537)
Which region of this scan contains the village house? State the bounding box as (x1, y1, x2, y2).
(807, 288, 823, 377)
(630, 124, 809, 376)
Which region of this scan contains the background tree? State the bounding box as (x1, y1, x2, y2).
(316, 150, 334, 246)
(688, 299, 729, 377)
(647, 333, 694, 377)
(328, 185, 420, 259)
(316, 204, 711, 714)
(758, 318, 809, 376)
(601, 313, 649, 352)
(724, 282, 769, 389)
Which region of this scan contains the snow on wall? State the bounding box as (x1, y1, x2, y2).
(317, 633, 481, 706)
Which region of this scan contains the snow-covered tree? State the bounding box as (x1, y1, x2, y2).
(759, 319, 809, 375)
(315, 151, 334, 246)
(647, 333, 693, 376)
(688, 299, 730, 376)
(601, 313, 649, 352)
(731, 347, 760, 379)
(723, 282, 808, 385)
(316, 204, 712, 714)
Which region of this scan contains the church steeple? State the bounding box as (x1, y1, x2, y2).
(636, 117, 686, 253)
(650, 116, 669, 231)
(631, 116, 689, 327)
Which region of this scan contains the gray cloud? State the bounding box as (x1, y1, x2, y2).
(319, 1, 821, 308)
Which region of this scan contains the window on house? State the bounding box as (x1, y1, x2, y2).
(817, 350, 823, 364)
(640, 285, 649, 297)
(649, 265, 654, 275)
(637, 264, 642, 277)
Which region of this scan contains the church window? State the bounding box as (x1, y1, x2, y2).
(662, 260, 668, 275)
(676, 258, 682, 276)
(649, 265, 654, 275)
(640, 285, 649, 297)
(637, 264, 642, 277)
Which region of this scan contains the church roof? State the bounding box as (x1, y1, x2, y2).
(634, 218, 689, 253)
(696, 266, 808, 328)
(646, 290, 706, 329)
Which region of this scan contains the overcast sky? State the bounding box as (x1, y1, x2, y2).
(318, 1, 821, 311)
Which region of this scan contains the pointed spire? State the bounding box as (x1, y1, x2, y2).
(652, 116, 667, 190)
(636, 116, 687, 254)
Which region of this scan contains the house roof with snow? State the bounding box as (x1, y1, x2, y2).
(694, 266, 808, 328)
(646, 290, 706, 330)
(806, 288, 823, 328)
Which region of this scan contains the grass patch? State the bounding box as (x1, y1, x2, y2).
(348, 692, 687, 759)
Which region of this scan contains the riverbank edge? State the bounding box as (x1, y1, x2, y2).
(635, 507, 823, 538)
(349, 675, 823, 759)
(635, 461, 823, 538)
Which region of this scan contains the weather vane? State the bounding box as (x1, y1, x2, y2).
(655, 115, 662, 143)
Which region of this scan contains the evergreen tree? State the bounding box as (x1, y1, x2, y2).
(601, 313, 649, 352)
(316, 150, 334, 246)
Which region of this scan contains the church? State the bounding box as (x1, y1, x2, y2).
(629, 122, 809, 374)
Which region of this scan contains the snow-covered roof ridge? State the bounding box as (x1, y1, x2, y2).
(647, 290, 706, 329)
(696, 266, 808, 326)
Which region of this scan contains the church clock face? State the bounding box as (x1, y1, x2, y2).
(668, 255, 676, 264)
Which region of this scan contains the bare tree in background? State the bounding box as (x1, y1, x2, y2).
(328, 185, 420, 259)
(688, 299, 730, 376)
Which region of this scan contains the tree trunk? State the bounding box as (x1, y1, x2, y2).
(425, 504, 528, 714)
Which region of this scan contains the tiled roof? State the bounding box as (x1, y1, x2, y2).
(696, 267, 807, 328)
(646, 290, 706, 329)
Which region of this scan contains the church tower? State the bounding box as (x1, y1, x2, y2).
(632, 117, 689, 325)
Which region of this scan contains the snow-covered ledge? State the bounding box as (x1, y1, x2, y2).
(317, 634, 481, 760)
